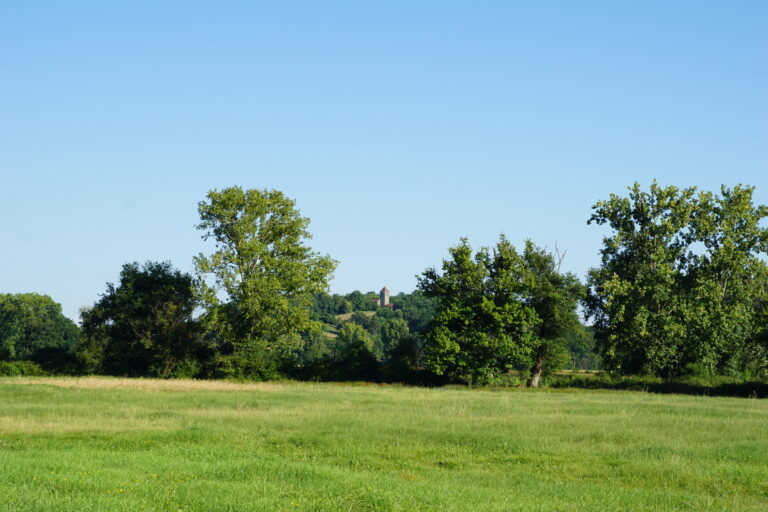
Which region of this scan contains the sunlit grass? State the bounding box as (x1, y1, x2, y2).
(7, 376, 285, 392)
(0, 377, 766, 511)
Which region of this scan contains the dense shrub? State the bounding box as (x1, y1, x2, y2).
(0, 360, 46, 376)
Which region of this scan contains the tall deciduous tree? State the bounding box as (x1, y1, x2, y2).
(688, 186, 768, 375)
(521, 242, 585, 387)
(585, 182, 768, 377)
(195, 186, 337, 379)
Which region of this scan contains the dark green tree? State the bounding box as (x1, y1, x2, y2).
(310, 293, 351, 323)
(293, 323, 380, 381)
(349, 311, 380, 333)
(380, 333, 425, 384)
(344, 291, 378, 311)
(379, 317, 410, 360)
(335, 323, 378, 379)
(390, 291, 437, 334)
(79, 261, 202, 378)
(520, 242, 585, 386)
(565, 326, 601, 371)
(0, 293, 79, 370)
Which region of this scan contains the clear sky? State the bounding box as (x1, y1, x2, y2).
(1, 1, 766, 320)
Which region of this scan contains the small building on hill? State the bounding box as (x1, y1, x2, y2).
(371, 287, 393, 308)
(379, 287, 390, 307)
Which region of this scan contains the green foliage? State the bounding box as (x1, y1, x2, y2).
(0, 360, 46, 376)
(194, 186, 337, 379)
(296, 324, 379, 381)
(327, 323, 379, 380)
(309, 293, 351, 323)
(378, 317, 409, 359)
(379, 334, 427, 383)
(519, 241, 585, 386)
(9, 182, 767, 387)
(564, 326, 601, 371)
(347, 312, 385, 358)
(309, 290, 390, 325)
(419, 236, 584, 385)
(0, 293, 79, 371)
(296, 330, 333, 366)
(687, 186, 768, 376)
(389, 291, 437, 333)
(79, 261, 203, 378)
(305, 299, 417, 381)
(751, 299, 768, 379)
(418, 236, 539, 384)
(586, 182, 768, 377)
(349, 311, 380, 335)
(481, 371, 527, 387)
(344, 290, 378, 311)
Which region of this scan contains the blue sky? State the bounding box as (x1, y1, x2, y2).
(1, 1, 766, 320)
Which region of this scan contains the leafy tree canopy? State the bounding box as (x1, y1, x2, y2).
(0, 293, 79, 366)
(585, 182, 768, 377)
(418, 236, 585, 385)
(327, 323, 379, 381)
(418, 236, 539, 383)
(195, 186, 337, 378)
(520, 241, 585, 386)
(389, 291, 437, 334)
(79, 261, 201, 378)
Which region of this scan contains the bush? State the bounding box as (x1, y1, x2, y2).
(483, 371, 526, 387)
(0, 361, 46, 376)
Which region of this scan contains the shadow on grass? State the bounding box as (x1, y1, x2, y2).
(545, 373, 768, 398)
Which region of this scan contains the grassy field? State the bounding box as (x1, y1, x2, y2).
(0, 378, 766, 511)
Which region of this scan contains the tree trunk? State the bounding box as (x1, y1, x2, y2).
(528, 353, 544, 388)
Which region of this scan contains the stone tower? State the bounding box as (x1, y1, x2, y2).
(379, 287, 390, 307)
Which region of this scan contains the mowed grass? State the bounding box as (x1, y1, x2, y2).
(0, 378, 766, 511)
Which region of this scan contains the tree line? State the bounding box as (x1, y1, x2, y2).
(1, 182, 766, 386)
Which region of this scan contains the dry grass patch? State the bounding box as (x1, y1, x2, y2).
(0, 376, 286, 392)
(335, 311, 375, 321)
(0, 414, 179, 434)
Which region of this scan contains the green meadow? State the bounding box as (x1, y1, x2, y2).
(0, 378, 766, 511)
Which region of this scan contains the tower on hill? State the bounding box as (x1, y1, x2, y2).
(379, 287, 390, 307)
